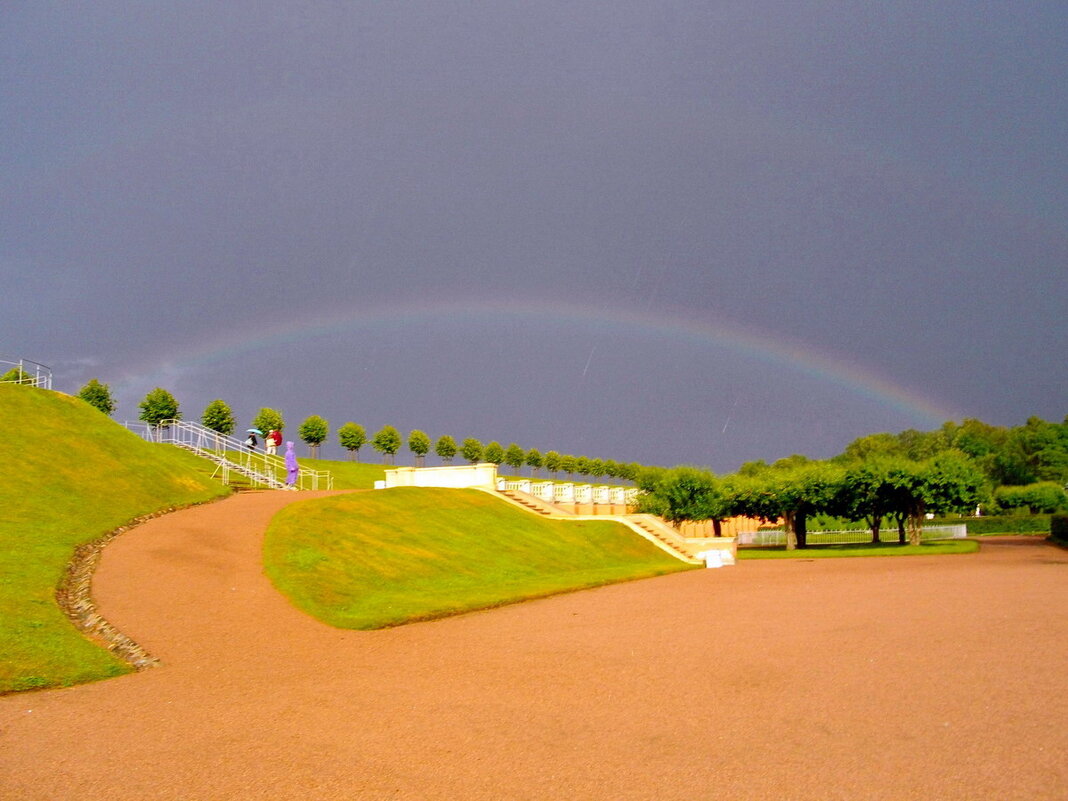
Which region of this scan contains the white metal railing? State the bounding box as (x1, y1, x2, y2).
(125, 419, 333, 491)
(737, 525, 968, 546)
(0, 357, 52, 389)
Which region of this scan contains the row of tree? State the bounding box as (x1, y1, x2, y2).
(638, 451, 990, 549)
(119, 386, 640, 475)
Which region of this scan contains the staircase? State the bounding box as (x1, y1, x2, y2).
(493, 488, 704, 564)
(497, 489, 572, 517)
(128, 419, 333, 491)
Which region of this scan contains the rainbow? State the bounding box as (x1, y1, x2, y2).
(118, 298, 957, 425)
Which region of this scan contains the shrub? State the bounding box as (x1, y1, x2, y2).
(1050, 514, 1068, 545)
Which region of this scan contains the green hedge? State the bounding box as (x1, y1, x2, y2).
(928, 514, 1051, 535)
(1050, 514, 1068, 545)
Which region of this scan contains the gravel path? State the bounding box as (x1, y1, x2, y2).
(2, 491, 1066, 800)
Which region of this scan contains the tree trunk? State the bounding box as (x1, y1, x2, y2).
(712, 518, 723, 538)
(908, 502, 925, 546)
(869, 514, 882, 544)
(795, 511, 808, 549)
(784, 511, 797, 551)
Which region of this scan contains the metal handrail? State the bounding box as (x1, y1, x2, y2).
(0, 357, 52, 389)
(125, 419, 333, 491)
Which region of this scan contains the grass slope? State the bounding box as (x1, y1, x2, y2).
(265, 487, 695, 629)
(0, 385, 229, 694)
(297, 457, 386, 489)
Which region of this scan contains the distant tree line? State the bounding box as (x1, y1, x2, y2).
(638, 416, 1068, 549)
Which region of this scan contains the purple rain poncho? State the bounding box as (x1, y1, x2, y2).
(284, 441, 299, 487)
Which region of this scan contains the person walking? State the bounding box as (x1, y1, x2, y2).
(266, 429, 282, 456)
(284, 441, 300, 489)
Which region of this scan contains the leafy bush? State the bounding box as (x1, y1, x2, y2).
(1050, 514, 1068, 545)
(927, 514, 1051, 534)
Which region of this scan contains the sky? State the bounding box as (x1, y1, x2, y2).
(3, 1, 1066, 471)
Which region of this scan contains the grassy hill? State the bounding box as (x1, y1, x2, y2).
(0, 385, 230, 693)
(264, 487, 696, 629)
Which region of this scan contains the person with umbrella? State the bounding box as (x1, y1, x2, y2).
(245, 428, 262, 451)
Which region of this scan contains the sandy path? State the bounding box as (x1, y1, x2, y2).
(1, 491, 1066, 800)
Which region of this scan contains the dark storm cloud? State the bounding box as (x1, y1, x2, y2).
(3, 1, 1065, 469)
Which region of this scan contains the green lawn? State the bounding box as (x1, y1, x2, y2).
(296, 457, 386, 489)
(0, 385, 230, 694)
(737, 540, 979, 559)
(264, 487, 695, 629)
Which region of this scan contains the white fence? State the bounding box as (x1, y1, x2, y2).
(738, 525, 968, 546)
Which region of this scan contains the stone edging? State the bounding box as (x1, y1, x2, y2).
(54, 500, 220, 672)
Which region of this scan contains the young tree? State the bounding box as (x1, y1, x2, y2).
(543, 450, 562, 477)
(139, 387, 180, 428)
(588, 458, 606, 480)
(78, 379, 116, 416)
(200, 399, 235, 436)
(408, 429, 431, 467)
(0, 366, 32, 384)
(338, 422, 367, 461)
(372, 424, 402, 464)
(461, 437, 483, 464)
(503, 443, 525, 475)
(435, 434, 458, 464)
(483, 440, 504, 466)
(559, 454, 577, 478)
(251, 408, 285, 437)
(525, 447, 543, 477)
(299, 415, 330, 458)
(574, 456, 591, 477)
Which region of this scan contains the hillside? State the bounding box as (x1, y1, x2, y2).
(0, 385, 230, 693)
(264, 487, 695, 629)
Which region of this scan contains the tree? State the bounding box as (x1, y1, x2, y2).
(0, 366, 32, 384)
(299, 415, 329, 458)
(338, 422, 367, 461)
(543, 450, 562, 477)
(731, 461, 844, 549)
(559, 454, 577, 478)
(461, 437, 483, 464)
(503, 443, 525, 475)
(525, 448, 543, 477)
(483, 440, 504, 466)
(372, 425, 402, 464)
(200, 399, 234, 435)
(574, 456, 591, 477)
(78, 379, 116, 416)
(251, 408, 285, 438)
(837, 460, 899, 543)
(139, 387, 180, 428)
(885, 452, 986, 545)
(637, 466, 732, 535)
(435, 434, 458, 464)
(588, 458, 606, 480)
(408, 429, 431, 467)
